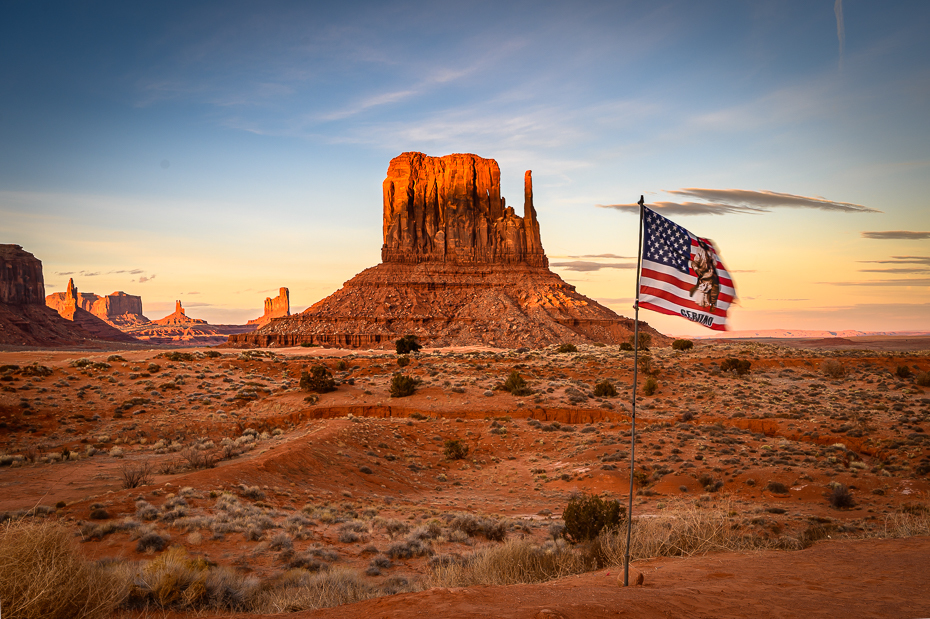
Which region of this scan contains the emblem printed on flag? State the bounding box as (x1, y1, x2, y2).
(638, 206, 735, 330)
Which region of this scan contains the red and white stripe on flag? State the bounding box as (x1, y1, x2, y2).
(638, 206, 735, 331)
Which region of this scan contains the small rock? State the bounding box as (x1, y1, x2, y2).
(617, 568, 645, 586)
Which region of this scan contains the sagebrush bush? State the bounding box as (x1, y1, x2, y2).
(395, 335, 421, 355)
(895, 365, 913, 379)
(443, 439, 469, 460)
(642, 377, 658, 396)
(821, 359, 846, 379)
(627, 332, 651, 350)
(501, 370, 533, 396)
(765, 481, 789, 494)
(562, 493, 625, 542)
(829, 484, 855, 509)
(593, 380, 618, 397)
(619, 342, 633, 351)
(300, 365, 337, 393)
(121, 462, 153, 489)
(917, 371, 930, 387)
(672, 339, 694, 351)
(396, 355, 410, 367)
(0, 519, 126, 619)
(721, 357, 751, 376)
(389, 374, 417, 397)
(556, 343, 578, 353)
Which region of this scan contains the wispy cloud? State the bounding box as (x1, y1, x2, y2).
(137, 274, 156, 283)
(598, 188, 876, 215)
(862, 231, 930, 240)
(858, 255, 930, 266)
(823, 278, 930, 286)
(108, 268, 144, 275)
(551, 253, 634, 259)
(550, 260, 636, 272)
(857, 267, 930, 274)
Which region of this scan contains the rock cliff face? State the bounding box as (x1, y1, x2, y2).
(0, 245, 45, 305)
(228, 153, 666, 349)
(247, 288, 290, 326)
(0, 245, 133, 347)
(47, 279, 138, 343)
(47, 288, 147, 327)
(382, 153, 546, 267)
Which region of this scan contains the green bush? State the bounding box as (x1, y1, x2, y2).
(390, 374, 417, 398)
(916, 371, 930, 387)
(501, 370, 533, 396)
(556, 343, 578, 353)
(335, 360, 347, 371)
(593, 380, 618, 397)
(299, 365, 336, 393)
(896, 365, 913, 379)
(642, 377, 658, 396)
(562, 493, 625, 542)
(721, 358, 751, 376)
(397, 355, 410, 367)
(671, 339, 693, 351)
(619, 342, 634, 351)
(443, 439, 469, 460)
(395, 335, 422, 355)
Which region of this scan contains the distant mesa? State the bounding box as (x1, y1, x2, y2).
(229, 152, 666, 349)
(247, 288, 290, 327)
(0, 244, 129, 347)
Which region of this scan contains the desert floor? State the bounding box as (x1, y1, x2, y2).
(1, 338, 928, 618)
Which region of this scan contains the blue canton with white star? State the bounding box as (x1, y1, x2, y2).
(643, 207, 691, 273)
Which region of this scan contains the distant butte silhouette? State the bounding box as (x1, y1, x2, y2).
(228, 152, 665, 349)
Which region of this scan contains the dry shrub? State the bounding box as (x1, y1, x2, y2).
(0, 519, 126, 619)
(880, 510, 930, 538)
(252, 568, 379, 613)
(596, 501, 772, 564)
(427, 539, 587, 587)
(121, 461, 153, 489)
(821, 359, 846, 379)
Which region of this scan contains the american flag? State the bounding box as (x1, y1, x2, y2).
(638, 206, 735, 331)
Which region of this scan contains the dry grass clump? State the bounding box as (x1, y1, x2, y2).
(880, 506, 930, 538)
(596, 501, 776, 564)
(821, 359, 846, 379)
(0, 519, 126, 619)
(428, 539, 587, 587)
(251, 568, 381, 613)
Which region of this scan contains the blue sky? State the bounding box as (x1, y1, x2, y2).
(2, 1, 928, 334)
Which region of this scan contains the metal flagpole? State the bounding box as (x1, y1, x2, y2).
(624, 195, 645, 587)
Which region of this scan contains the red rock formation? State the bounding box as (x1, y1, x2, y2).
(0, 244, 45, 305)
(0, 245, 132, 347)
(153, 300, 208, 326)
(47, 287, 148, 327)
(47, 279, 138, 343)
(247, 288, 290, 326)
(381, 153, 547, 267)
(228, 153, 666, 349)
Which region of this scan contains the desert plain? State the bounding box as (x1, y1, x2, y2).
(1, 337, 929, 618)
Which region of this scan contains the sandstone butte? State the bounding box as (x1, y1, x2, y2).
(229, 152, 665, 349)
(44, 278, 138, 343)
(46, 284, 148, 328)
(0, 244, 129, 347)
(247, 288, 291, 327)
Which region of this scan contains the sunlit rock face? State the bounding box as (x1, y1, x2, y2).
(228, 153, 666, 349)
(47, 285, 148, 327)
(248, 288, 290, 327)
(382, 152, 546, 267)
